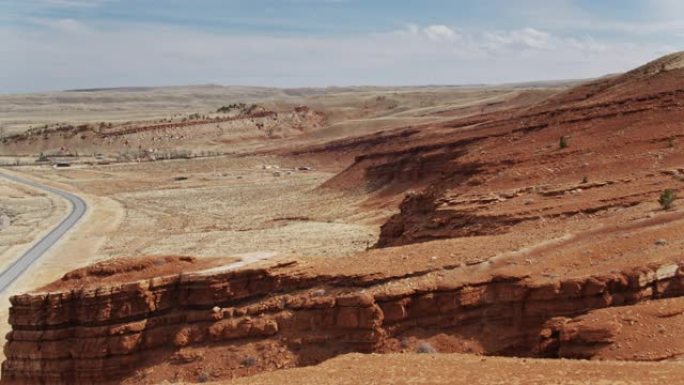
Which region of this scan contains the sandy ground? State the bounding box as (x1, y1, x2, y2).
(0, 175, 68, 273)
(0, 157, 385, 358)
(11, 153, 385, 268)
(222, 353, 684, 385)
(0, 169, 125, 360)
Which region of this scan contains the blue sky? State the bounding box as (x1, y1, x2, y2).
(0, 0, 681, 93)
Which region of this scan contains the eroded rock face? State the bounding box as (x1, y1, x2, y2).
(4, 259, 684, 384)
(539, 295, 684, 361)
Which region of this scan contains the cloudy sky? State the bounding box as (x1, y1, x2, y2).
(0, 0, 682, 93)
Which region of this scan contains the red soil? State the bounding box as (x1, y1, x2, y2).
(4, 52, 684, 384)
(540, 297, 684, 361)
(37, 255, 230, 292)
(225, 353, 684, 385)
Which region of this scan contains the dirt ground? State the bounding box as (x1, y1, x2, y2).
(0, 84, 564, 138)
(222, 353, 684, 385)
(6, 55, 684, 385)
(0, 177, 67, 273)
(17, 155, 384, 264)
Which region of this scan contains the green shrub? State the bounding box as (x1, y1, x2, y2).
(659, 189, 676, 210)
(559, 136, 568, 149)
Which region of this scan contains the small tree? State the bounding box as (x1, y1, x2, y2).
(659, 189, 676, 210)
(559, 136, 568, 149)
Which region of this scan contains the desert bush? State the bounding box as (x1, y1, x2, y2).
(559, 136, 568, 149)
(217, 103, 247, 113)
(415, 341, 437, 354)
(241, 356, 257, 367)
(659, 189, 676, 210)
(197, 371, 210, 382)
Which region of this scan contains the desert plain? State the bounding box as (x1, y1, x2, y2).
(0, 53, 684, 384)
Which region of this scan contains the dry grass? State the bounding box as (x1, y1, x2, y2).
(22, 154, 386, 261)
(0, 178, 67, 272)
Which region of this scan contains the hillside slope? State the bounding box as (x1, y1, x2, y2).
(3, 53, 684, 385)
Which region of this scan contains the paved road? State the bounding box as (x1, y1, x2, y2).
(0, 170, 87, 293)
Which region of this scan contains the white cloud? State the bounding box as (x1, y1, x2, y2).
(406, 23, 420, 35)
(0, 21, 675, 93)
(646, 0, 684, 17)
(29, 18, 88, 32)
(484, 28, 553, 50)
(422, 25, 459, 42)
(565, 36, 606, 53)
(498, 0, 684, 36)
(42, 0, 111, 7)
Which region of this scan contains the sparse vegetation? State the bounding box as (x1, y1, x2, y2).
(216, 103, 260, 116)
(241, 356, 257, 367)
(217, 103, 246, 113)
(197, 370, 211, 382)
(668, 137, 675, 148)
(415, 341, 437, 354)
(582, 176, 589, 184)
(659, 189, 676, 210)
(559, 136, 568, 149)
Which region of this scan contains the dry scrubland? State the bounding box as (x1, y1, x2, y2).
(23, 155, 384, 261)
(0, 178, 67, 273)
(0, 84, 562, 150)
(0, 83, 557, 272)
(12, 71, 684, 385)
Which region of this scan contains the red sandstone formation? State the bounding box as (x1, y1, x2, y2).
(4, 53, 684, 384)
(317, 53, 684, 247)
(3, 252, 684, 383)
(539, 297, 684, 361)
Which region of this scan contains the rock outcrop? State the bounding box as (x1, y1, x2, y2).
(3, 256, 684, 384)
(539, 296, 684, 361)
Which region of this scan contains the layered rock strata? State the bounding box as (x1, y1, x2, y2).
(3, 259, 684, 384)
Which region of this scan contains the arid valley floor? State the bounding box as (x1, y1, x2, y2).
(1, 53, 684, 384)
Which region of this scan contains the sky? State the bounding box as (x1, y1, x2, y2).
(0, 0, 682, 93)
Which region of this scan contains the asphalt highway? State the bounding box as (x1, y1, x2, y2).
(0, 170, 87, 293)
